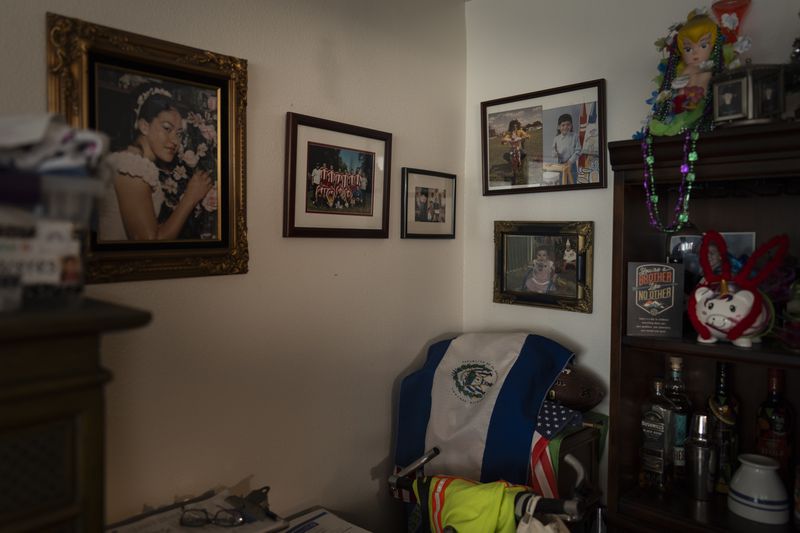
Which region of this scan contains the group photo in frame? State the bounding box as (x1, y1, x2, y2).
(401, 168, 456, 239)
(46, 13, 248, 283)
(494, 220, 593, 313)
(283, 113, 391, 238)
(481, 79, 606, 196)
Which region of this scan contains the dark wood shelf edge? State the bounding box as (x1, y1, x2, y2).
(622, 335, 800, 369)
(616, 488, 794, 533)
(609, 121, 800, 173)
(0, 298, 152, 341)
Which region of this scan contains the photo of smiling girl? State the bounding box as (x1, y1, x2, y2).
(95, 69, 219, 242)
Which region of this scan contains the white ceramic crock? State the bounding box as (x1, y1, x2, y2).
(727, 454, 790, 525)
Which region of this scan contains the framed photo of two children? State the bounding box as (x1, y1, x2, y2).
(481, 79, 606, 196)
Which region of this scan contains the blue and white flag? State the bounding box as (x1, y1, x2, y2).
(394, 332, 573, 489)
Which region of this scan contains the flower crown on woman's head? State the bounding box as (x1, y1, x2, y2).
(134, 87, 173, 123)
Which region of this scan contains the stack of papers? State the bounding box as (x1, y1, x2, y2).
(285, 508, 371, 533)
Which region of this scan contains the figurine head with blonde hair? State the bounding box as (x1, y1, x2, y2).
(676, 12, 720, 72)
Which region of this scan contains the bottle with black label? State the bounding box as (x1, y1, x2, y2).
(707, 361, 739, 493)
(640, 377, 674, 491)
(665, 356, 692, 484)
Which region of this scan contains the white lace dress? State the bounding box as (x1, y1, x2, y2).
(97, 151, 163, 241)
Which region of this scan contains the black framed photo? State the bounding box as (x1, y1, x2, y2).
(46, 13, 248, 283)
(754, 70, 783, 117)
(480, 79, 606, 195)
(401, 168, 456, 239)
(494, 220, 593, 313)
(714, 77, 747, 121)
(283, 113, 391, 238)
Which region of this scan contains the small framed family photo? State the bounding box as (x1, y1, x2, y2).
(480, 79, 606, 196)
(714, 77, 747, 122)
(494, 220, 593, 313)
(46, 13, 248, 283)
(401, 168, 456, 239)
(283, 113, 392, 238)
(668, 231, 755, 277)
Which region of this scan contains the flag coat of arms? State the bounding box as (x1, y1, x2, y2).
(394, 332, 574, 494)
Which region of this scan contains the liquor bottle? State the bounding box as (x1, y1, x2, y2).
(640, 377, 674, 491)
(756, 368, 795, 484)
(665, 356, 692, 484)
(707, 361, 739, 493)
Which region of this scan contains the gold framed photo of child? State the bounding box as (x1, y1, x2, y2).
(494, 220, 594, 313)
(46, 13, 248, 283)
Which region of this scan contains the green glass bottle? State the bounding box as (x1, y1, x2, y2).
(707, 361, 739, 493)
(665, 356, 692, 484)
(756, 368, 795, 485)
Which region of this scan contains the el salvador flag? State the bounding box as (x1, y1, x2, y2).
(394, 332, 573, 486)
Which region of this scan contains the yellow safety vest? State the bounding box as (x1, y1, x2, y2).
(413, 476, 527, 533)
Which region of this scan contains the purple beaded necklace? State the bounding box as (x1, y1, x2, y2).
(641, 27, 724, 233)
(641, 128, 699, 233)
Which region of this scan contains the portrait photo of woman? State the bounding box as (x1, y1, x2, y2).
(94, 65, 220, 243)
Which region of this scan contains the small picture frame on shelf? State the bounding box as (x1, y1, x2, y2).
(668, 231, 755, 279)
(754, 70, 783, 118)
(712, 65, 785, 125)
(713, 77, 747, 122)
(400, 168, 456, 239)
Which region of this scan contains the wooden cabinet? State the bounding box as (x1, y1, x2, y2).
(607, 122, 800, 532)
(0, 299, 150, 532)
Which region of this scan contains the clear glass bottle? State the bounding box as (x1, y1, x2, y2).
(665, 356, 692, 484)
(708, 361, 739, 493)
(756, 368, 795, 485)
(640, 377, 674, 491)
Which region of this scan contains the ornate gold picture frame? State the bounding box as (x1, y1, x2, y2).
(494, 220, 593, 313)
(47, 13, 248, 283)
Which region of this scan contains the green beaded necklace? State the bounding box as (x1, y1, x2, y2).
(642, 27, 724, 233)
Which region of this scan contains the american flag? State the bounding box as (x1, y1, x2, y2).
(529, 400, 582, 498)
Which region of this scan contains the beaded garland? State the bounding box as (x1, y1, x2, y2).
(641, 128, 698, 232)
(642, 21, 725, 233)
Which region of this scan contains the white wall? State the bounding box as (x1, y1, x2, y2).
(463, 0, 797, 479)
(464, 0, 798, 494)
(3, 0, 799, 529)
(0, 1, 465, 531)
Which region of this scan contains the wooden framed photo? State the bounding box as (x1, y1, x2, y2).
(714, 77, 747, 122)
(494, 220, 593, 313)
(401, 168, 456, 239)
(481, 79, 606, 196)
(283, 112, 391, 238)
(46, 13, 248, 283)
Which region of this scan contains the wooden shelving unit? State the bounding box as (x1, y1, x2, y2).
(607, 122, 800, 532)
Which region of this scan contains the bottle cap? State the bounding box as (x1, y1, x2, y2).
(669, 356, 683, 369)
